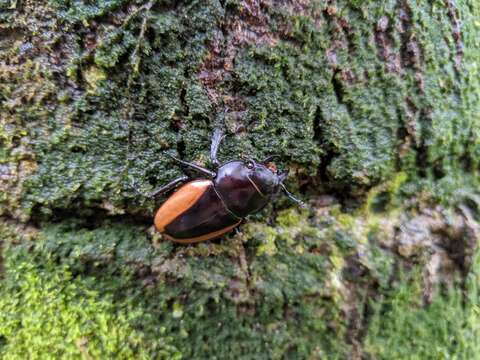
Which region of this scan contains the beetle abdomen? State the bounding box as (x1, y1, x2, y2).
(154, 179, 241, 243)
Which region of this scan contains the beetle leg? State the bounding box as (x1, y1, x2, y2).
(168, 154, 217, 178)
(149, 175, 190, 197)
(210, 127, 225, 166)
(280, 183, 306, 208)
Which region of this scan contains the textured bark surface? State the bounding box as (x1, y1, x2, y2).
(1, 0, 480, 358)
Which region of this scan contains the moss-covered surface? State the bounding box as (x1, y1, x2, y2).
(1, 0, 480, 217)
(0, 257, 180, 359)
(1, 213, 351, 359)
(1, 0, 480, 358)
(2, 196, 480, 358)
(365, 257, 480, 359)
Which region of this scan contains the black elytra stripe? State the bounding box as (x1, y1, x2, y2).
(164, 183, 240, 239)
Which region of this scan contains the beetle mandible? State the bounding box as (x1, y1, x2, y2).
(152, 129, 303, 244)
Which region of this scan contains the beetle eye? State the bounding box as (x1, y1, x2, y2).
(246, 161, 254, 169)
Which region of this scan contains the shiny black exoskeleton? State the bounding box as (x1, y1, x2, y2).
(152, 129, 303, 244)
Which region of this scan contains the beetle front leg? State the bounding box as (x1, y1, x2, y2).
(149, 175, 189, 197)
(168, 155, 216, 178)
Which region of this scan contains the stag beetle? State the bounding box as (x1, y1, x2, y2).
(152, 129, 303, 244)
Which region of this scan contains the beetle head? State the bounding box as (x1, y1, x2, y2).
(215, 157, 305, 211)
(242, 159, 281, 198)
(247, 157, 305, 207)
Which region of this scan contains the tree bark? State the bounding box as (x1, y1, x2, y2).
(1, 0, 480, 358)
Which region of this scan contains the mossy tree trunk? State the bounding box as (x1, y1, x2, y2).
(1, 0, 480, 358)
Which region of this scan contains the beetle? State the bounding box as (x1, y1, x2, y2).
(152, 129, 303, 244)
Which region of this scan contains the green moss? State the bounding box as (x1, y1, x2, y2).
(0, 248, 180, 359)
(2, 0, 480, 358)
(2, 195, 479, 358)
(0, 212, 353, 359)
(364, 172, 408, 214)
(232, 0, 480, 192)
(364, 254, 480, 359)
(1, 0, 479, 218)
(49, 0, 130, 24)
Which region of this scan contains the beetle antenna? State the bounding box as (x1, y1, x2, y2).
(280, 183, 306, 208)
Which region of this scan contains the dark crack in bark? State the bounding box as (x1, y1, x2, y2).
(444, 0, 464, 70)
(375, 15, 402, 74)
(398, 0, 425, 92)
